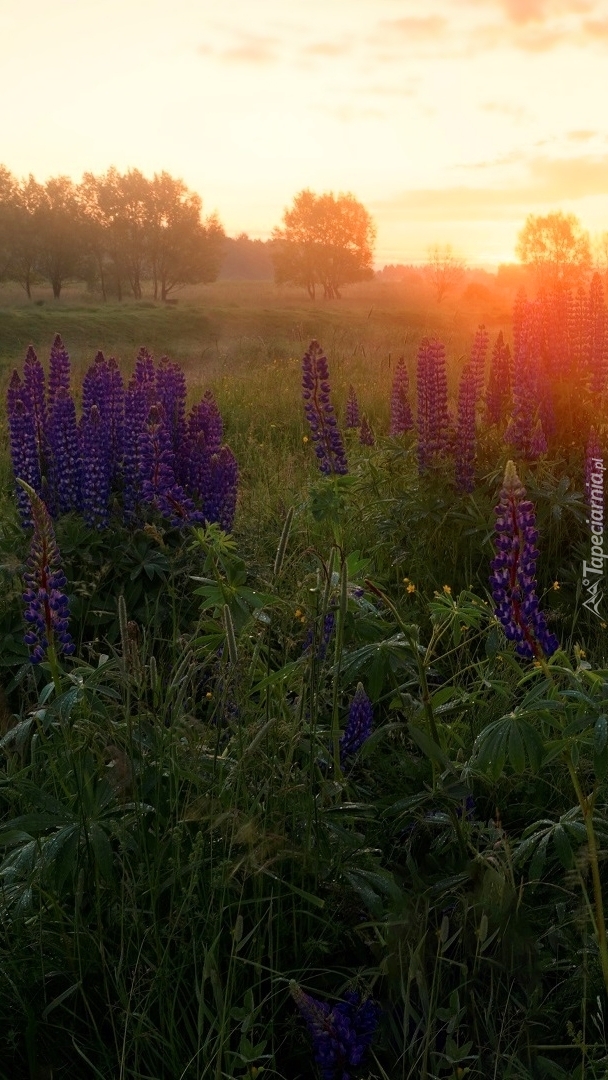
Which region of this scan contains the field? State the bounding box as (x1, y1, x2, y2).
(0, 276, 606, 1080)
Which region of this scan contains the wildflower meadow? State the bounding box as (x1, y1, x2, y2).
(0, 278, 607, 1080)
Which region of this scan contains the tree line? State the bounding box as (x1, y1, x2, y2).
(0, 166, 225, 300)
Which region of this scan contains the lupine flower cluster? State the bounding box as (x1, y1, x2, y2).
(489, 461, 559, 660)
(340, 683, 373, 766)
(358, 415, 374, 446)
(485, 331, 512, 426)
(290, 982, 379, 1080)
(302, 341, 348, 476)
(389, 357, 414, 436)
(469, 324, 489, 401)
(345, 385, 360, 429)
(416, 337, 451, 473)
(7, 337, 239, 533)
(454, 364, 476, 493)
(21, 482, 74, 664)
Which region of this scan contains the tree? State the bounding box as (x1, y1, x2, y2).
(424, 244, 465, 303)
(148, 172, 224, 300)
(516, 211, 591, 289)
(0, 165, 18, 281)
(271, 190, 375, 299)
(10, 175, 45, 299)
(36, 176, 86, 299)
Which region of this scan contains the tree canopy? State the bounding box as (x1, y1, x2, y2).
(516, 211, 591, 289)
(271, 190, 375, 299)
(424, 244, 466, 303)
(0, 165, 225, 300)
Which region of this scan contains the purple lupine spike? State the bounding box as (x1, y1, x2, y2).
(340, 682, 373, 766)
(81, 405, 112, 529)
(7, 375, 42, 528)
(81, 353, 125, 483)
(290, 981, 379, 1080)
(122, 381, 150, 520)
(47, 334, 71, 418)
(485, 332, 512, 426)
(455, 363, 476, 493)
(21, 482, 74, 663)
(204, 446, 239, 532)
(489, 461, 559, 660)
(302, 340, 348, 476)
(389, 357, 414, 436)
(586, 428, 603, 498)
(505, 301, 538, 457)
(182, 391, 224, 490)
(156, 356, 187, 455)
(470, 324, 489, 401)
(23, 347, 47, 471)
(345, 385, 360, 428)
(417, 337, 450, 473)
(359, 414, 374, 446)
(529, 418, 548, 459)
(133, 346, 157, 403)
(589, 273, 607, 394)
(569, 285, 589, 380)
(302, 611, 335, 660)
(139, 404, 203, 528)
(47, 385, 82, 515)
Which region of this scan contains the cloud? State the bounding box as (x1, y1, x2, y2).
(301, 40, 352, 57)
(567, 129, 598, 141)
(372, 153, 608, 223)
(377, 16, 448, 39)
(197, 32, 279, 65)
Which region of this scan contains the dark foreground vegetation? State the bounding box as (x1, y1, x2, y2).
(0, 278, 607, 1079)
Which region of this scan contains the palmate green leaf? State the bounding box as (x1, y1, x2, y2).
(472, 712, 544, 779)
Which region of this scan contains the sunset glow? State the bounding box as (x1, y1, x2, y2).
(3, 0, 608, 266)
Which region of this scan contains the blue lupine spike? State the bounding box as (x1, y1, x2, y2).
(290, 981, 379, 1080)
(455, 363, 476, 493)
(390, 357, 413, 436)
(302, 341, 348, 476)
(489, 461, 559, 660)
(340, 683, 373, 766)
(345, 385, 360, 428)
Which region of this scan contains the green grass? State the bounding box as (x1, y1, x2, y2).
(0, 280, 605, 1080)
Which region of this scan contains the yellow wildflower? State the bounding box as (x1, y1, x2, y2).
(407, 583, 416, 594)
(302, 436, 309, 444)
(443, 584, 452, 595)
(552, 581, 560, 590)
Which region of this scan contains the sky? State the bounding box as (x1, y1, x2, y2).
(2, 0, 608, 267)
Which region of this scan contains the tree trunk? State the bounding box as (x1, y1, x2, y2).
(52, 277, 61, 299)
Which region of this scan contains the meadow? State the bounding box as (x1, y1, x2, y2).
(0, 275, 606, 1080)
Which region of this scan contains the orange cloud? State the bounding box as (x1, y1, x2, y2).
(373, 154, 608, 222)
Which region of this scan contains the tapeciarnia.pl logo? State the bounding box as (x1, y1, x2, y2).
(583, 457, 606, 619)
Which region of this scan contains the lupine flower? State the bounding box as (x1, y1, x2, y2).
(47, 334, 71, 418)
(359, 414, 374, 446)
(82, 352, 125, 483)
(345, 385, 360, 428)
(302, 340, 348, 476)
(122, 379, 150, 519)
(133, 346, 157, 403)
(81, 405, 112, 529)
(455, 363, 476, 493)
(505, 300, 539, 457)
(47, 385, 82, 515)
(23, 346, 47, 471)
(417, 337, 451, 472)
(156, 356, 187, 455)
(7, 373, 42, 527)
(489, 461, 559, 660)
(182, 391, 224, 492)
(21, 483, 74, 663)
(485, 332, 512, 426)
(303, 611, 335, 660)
(290, 982, 379, 1080)
(470, 324, 489, 401)
(589, 273, 607, 394)
(204, 446, 239, 531)
(529, 418, 548, 459)
(340, 683, 373, 766)
(389, 357, 414, 436)
(139, 405, 203, 527)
